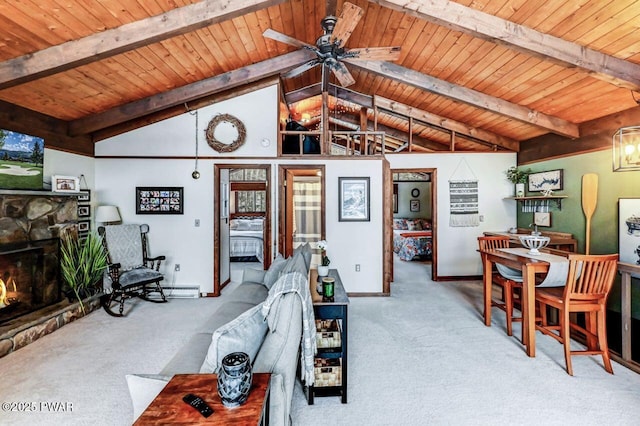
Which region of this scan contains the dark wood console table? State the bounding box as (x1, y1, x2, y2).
(307, 268, 349, 404)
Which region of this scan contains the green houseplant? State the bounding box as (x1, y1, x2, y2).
(60, 231, 108, 313)
(505, 166, 531, 197)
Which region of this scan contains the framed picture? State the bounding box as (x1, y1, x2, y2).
(618, 198, 640, 277)
(410, 199, 420, 212)
(534, 211, 551, 227)
(136, 186, 184, 214)
(77, 205, 90, 217)
(52, 175, 80, 193)
(338, 177, 370, 222)
(77, 190, 91, 202)
(527, 169, 563, 192)
(78, 219, 90, 232)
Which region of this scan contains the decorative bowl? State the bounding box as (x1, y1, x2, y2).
(519, 235, 550, 255)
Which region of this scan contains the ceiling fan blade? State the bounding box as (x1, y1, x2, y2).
(263, 28, 314, 49)
(331, 61, 356, 87)
(346, 46, 401, 61)
(330, 2, 364, 48)
(284, 60, 321, 78)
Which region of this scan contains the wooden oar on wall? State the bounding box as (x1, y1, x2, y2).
(581, 173, 598, 254)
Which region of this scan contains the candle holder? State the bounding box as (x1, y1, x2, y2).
(322, 277, 335, 302)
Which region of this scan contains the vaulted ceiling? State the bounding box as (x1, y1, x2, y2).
(0, 0, 639, 156)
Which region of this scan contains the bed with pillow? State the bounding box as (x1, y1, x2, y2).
(392, 218, 433, 261)
(230, 217, 264, 262)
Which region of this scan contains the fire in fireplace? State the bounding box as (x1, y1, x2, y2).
(0, 239, 61, 325)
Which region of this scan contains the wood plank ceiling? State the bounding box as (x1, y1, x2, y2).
(0, 0, 639, 155)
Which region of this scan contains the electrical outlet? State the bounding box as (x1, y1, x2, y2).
(174, 264, 180, 272)
(195, 219, 200, 227)
(355, 264, 360, 272)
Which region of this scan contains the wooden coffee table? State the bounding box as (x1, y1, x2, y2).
(134, 373, 271, 425)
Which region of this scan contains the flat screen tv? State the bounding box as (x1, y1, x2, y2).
(0, 129, 44, 190)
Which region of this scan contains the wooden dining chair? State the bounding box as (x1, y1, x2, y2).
(535, 253, 618, 376)
(477, 236, 522, 336)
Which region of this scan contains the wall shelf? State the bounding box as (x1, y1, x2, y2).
(504, 195, 568, 211)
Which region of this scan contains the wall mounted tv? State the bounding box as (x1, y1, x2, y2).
(0, 129, 44, 190)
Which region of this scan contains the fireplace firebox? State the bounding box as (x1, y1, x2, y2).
(0, 239, 61, 325)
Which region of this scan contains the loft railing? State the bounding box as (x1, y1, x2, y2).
(279, 130, 386, 156)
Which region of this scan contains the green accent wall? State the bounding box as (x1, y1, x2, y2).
(516, 149, 640, 317)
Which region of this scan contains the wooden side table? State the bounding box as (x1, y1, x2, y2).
(135, 373, 271, 425)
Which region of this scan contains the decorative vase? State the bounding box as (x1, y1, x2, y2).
(515, 183, 525, 197)
(217, 352, 252, 407)
(317, 265, 329, 277)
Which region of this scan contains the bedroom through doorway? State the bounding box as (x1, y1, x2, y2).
(213, 164, 271, 296)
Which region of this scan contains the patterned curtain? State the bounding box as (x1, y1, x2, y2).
(293, 178, 322, 249)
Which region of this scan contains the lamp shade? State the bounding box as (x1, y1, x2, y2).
(95, 205, 121, 224)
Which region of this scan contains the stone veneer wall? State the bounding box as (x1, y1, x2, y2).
(0, 296, 100, 359)
(0, 191, 82, 358)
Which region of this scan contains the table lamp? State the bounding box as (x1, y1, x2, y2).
(95, 205, 121, 225)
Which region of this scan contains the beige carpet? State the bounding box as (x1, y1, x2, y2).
(1, 259, 639, 425)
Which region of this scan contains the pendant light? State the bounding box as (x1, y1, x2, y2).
(187, 103, 201, 179)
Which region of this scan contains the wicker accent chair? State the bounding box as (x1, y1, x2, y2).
(98, 224, 167, 317)
(535, 253, 618, 376)
(477, 236, 523, 336)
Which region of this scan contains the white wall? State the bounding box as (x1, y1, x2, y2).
(84, 83, 517, 293)
(387, 153, 517, 277)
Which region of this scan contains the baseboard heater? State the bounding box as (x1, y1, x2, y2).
(161, 285, 200, 298)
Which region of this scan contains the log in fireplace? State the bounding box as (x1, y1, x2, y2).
(0, 239, 61, 325)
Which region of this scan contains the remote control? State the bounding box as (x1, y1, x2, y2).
(182, 393, 214, 418)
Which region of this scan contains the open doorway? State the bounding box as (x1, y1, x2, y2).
(278, 165, 325, 259)
(213, 164, 271, 296)
(389, 168, 437, 282)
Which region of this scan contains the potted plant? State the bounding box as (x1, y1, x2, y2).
(60, 231, 108, 313)
(316, 240, 330, 277)
(505, 166, 531, 197)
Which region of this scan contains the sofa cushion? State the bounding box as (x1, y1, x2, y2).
(159, 332, 214, 376)
(242, 268, 266, 284)
(262, 254, 287, 289)
(126, 374, 170, 422)
(253, 292, 303, 426)
(200, 304, 269, 374)
(226, 282, 269, 305)
(280, 252, 307, 277)
(197, 301, 257, 333)
(293, 243, 312, 271)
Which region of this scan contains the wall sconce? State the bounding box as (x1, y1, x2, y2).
(613, 126, 640, 172)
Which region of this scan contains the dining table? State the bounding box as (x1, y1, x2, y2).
(480, 247, 570, 357)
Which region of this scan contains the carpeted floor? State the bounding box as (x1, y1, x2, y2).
(1, 258, 639, 425)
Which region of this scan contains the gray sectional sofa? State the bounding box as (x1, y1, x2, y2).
(126, 245, 313, 426)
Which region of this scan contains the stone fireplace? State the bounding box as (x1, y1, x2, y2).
(0, 191, 97, 358)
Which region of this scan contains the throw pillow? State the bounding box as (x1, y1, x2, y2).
(280, 252, 307, 277)
(125, 374, 170, 421)
(407, 220, 423, 231)
(199, 304, 269, 374)
(262, 254, 287, 289)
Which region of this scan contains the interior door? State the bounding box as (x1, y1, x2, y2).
(219, 169, 231, 286)
(280, 167, 325, 258)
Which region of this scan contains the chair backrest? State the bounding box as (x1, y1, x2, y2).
(477, 235, 510, 251)
(564, 253, 618, 303)
(98, 224, 148, 270)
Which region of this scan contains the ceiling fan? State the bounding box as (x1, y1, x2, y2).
(263, 2, 401, 87)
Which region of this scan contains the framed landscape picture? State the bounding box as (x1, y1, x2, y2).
(0, 129, 45, 190)
(527, 169, 563, 192)
(136, 187, 184, 214)
(338, 177, 370, 222)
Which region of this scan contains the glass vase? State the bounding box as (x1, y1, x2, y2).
(217, 352, 252, 407)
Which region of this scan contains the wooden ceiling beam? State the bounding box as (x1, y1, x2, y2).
(285, 83, 373, 108)
(346, 59, 579, 138)
(375, 96, 518, 151)
(0, 0, 286, 90)
(370, 0, 640, 91)
(69, 49, 316, 136)
(0, 100, 92, 156)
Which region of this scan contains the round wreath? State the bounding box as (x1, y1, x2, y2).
(206, 113, 246, 153)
